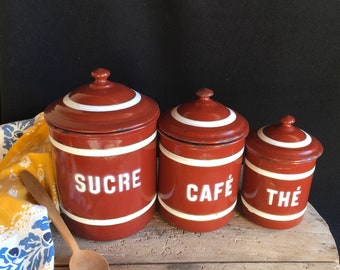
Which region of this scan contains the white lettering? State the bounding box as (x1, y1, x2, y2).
(73, 168, 141, 195)
(119, 173, 130, 192)
(225, 174, 233, 197)
(291, 186, 301, 207)
(267, 188, 278, 205)
(214, 182, 224, 201)
(278, 191, 291, 207)
(266, 187, 302, 207)
(88, 176, 101, 195)
(132, 168, 141, 188)
(200, 185, 213, 202)
(187, 184, 198, 202)
(103, 175, 115, 194)
(186, 175, 235, 202)
(75, 173, 86, 193)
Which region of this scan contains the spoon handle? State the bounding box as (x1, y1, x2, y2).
(20, 170, 79, 253)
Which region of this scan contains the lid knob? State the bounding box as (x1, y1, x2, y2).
(280, 115, 295, 127)
(90, 68, 111, 87)
(196, 88, 214, 101)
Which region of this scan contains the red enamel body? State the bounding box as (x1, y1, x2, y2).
(158, 89, 249, 232)
(44, 68, 159, 240)
(241, 115, 323, 229)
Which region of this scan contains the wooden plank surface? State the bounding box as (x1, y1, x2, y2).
(53, 203, 339, 269)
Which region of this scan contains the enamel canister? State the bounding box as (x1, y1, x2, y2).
(44, 68, 160, 240)
(241, 115, 323, 229)
(158, 89, 249, 232)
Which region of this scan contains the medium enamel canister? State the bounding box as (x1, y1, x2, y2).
(44, 68, 160, 240)
(241, 115, 323, 229)
(158, 89, 249, 232)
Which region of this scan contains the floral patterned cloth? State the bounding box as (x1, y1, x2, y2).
(0, 113, 56, 269)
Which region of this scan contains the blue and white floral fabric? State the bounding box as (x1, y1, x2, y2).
(0, 193, 54, 269)
(0, 116, 36, 159)
(0, 114, 55, 269)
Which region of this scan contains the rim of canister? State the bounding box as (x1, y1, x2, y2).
(246, 115, 323, 162)
(44, 68, 160, 134)
(158, 89, 249, 145)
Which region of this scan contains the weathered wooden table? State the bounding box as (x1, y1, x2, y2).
(53, 203, 339, 269)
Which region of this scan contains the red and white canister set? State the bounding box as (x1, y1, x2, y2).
(44, 68, 323, 240)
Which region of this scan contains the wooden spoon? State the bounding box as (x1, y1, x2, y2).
(20, 170, 109, 270)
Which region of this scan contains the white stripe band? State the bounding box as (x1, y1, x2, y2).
(158, 196, 237, 222)
(60, 194, 156, 226)
(245, 158, 315, 181)
(241, 195, 307, 221)
(159, 143, 244, 167)
(50, 131, 157, 157)
(257, 126, 312, 148)
(171, 106, 236, 127)
(63, 90, 142, 112)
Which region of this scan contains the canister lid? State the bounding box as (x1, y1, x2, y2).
(44, 68, 159, 133)
(158, 89, 249, 144)
(246, 115, 323, 161)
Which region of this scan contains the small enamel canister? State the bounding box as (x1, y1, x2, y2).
(44, 68, 160, 240)
(158, 89, 249, 232)
(241, 115, 323, 229)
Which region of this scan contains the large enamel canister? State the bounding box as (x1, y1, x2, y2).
(241, 115, 323, 229)
(158, 89, 249, 232)
(44, 68, 160, 240)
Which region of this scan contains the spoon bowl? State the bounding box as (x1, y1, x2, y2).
(70, 249, 109, 270)
(20, 170, 109, 270)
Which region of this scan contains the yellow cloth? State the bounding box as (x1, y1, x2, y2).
(0, 192, 54, 270)
(0, 113, 58, 211)
(0, 113, 56, 269)
(0, 192, 47, 241)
